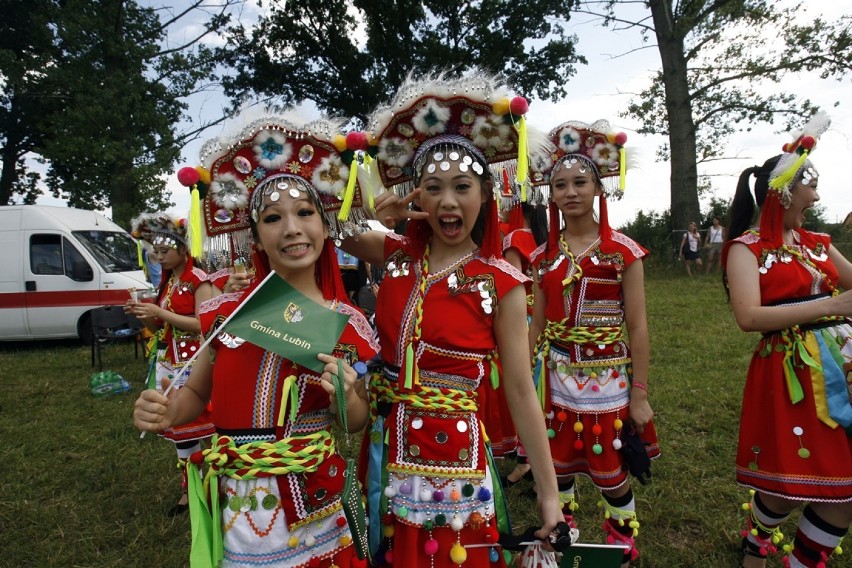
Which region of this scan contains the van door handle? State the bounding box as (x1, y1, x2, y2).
(25, 281, 36, 291)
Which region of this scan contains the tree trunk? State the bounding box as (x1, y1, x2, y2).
(0, 140, 18, 206)
(648, 0, 700, 234)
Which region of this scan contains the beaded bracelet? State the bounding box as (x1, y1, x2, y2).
(631, 382, 648, 392)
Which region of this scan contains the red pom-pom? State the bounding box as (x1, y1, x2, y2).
(573, 439, 584, 451)
(614, 132, 628, 146)
(509, 96, 529, 116)
(484, 526, 499, 542)
(189, 452, 204, 465)
(177, 166, 200, 187)
(782, 143, 790, 152)
(336, 516, 347, 528)
(800, 135, 816, 150)
(346, 131, 369, 151)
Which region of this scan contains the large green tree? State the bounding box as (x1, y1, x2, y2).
(221, 0, 586, 122)
(0, 0, 240, 227)
(575, 0, 852, 230)
(0, 0, 60, 206)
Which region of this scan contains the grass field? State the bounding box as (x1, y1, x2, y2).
(0, 268, 821, 567)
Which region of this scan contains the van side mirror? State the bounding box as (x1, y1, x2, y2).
(70, 260, 94, 282)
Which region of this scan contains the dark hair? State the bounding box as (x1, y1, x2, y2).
(726, 155, 782, 241)
(523, 202, 548, 246)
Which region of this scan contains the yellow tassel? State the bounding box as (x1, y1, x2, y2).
(137, 240, 144, 270)
(515, 116, 529, 201)
(189, 185, 202, 258)
(276, 375, 298, 426)
(770, 150, 808, 192)
(337, 157, 359, 221)
(619, 147, 626, 192)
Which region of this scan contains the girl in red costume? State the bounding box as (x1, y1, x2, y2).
(343, 71, 562, 567)
(498, 200, 548, 487)
(134, 112, 378, 568)
(724, 112, 852, 568)
(129, 212, 215, 516)
(529, 121, 659, 567)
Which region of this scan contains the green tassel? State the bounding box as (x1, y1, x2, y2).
(404, 343, 415, 389)
(490, 356, 500, 389)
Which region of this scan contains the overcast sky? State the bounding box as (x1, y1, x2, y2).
(38, 1, 851, 228)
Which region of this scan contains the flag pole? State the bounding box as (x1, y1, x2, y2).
(140, 271, 277, 439)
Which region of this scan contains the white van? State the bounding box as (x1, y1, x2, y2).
(0, 205, 150, 343)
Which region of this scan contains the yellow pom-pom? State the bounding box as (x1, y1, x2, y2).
(383, 525, 395, 538)
(450, 542, 468, 564)
(742, 503, 751, 510)
(573, 422, 584, 433)
(835, 545, 843, 555)
(629, 520, 640, 529)
(751, 528, 758, 536)
(618, 519, 625, 526)
(333, 134, 347, 152)
(607, 132, 617, 144)
(783, 544, 793, 553)
(492, 98, 511, 116)
(613, 418, 623, 430)
(195, 166, 211, 185)
(590, 372, 598, 379)
(367, 133, 378, 146)
(339, 535, 351, 547)
(288, 536, 299, 548)
(749, 489, 756, 496)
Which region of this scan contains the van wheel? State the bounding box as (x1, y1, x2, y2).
(78, 313, 93, 346)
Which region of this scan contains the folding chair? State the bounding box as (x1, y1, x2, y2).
(90, 306, 142, 370)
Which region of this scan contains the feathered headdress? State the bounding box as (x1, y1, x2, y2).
(532, 120, 631, 244)
(185, 109, 370, 302)
(761, 111, 830, 246)
(363, 69, 550, 258)
(131, 212, 188, 249)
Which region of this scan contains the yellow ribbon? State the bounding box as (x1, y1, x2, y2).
(515, 116, 529, 201)
(337, 157, 359, 221)
(276, 374, 299, 427)
(804, 332, 837, 428)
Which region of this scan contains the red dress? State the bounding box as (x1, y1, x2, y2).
(155, 264, 215, 443)
(531, 231, 660, 490)
(725, 229, 852, 502)
(365, 233, 528, 568)
(476, 229, 539, 458)
(196, 283, 379, 568)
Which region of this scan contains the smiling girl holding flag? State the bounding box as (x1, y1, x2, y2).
(133, 111, 378, 568)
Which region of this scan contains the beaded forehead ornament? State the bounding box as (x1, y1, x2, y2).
(184, 111, 370, 270)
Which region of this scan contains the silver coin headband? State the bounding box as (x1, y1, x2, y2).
(152, 234, 182, 249)
(552, 154, 603, 187)
(249, 173, 325, 224)
(413, 135, 489, 185)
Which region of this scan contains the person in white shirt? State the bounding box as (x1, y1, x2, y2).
(704, 215, 726, 273)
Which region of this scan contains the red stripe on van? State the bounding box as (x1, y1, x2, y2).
(0, 290, 130, 309)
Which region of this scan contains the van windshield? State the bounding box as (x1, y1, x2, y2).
(73, 231, 140, 273)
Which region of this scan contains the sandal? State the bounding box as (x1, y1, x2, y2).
(500, 467, 534, 488)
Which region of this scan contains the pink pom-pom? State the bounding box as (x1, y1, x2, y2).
(177, 166, 200, 187)
(630, 548, 640, 561)
(424, 538, 439, 556)
(509, 96, 529, 116)
(800, 135, 816, 150)
(346, 131, 369, 151)
(614, 132, 628, 146)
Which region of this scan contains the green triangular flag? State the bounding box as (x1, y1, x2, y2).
(221, 273, 349, 373)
